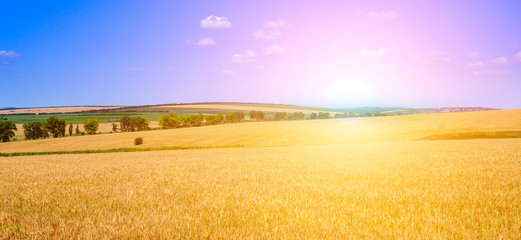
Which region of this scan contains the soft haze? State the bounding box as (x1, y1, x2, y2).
(1, 0, 520, 108)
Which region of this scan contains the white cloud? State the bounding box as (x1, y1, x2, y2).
(366, 11, 398, 20)
(194, 37, 216, 47)
(253, 29, 281, 40)
(490, 57, 508, 65)
(200, 15, 232, 29)
(230, 50, 257, 64)
(264, 19, 288, 28)
(129, 67, 146, 75)
(473, 69, 511, 76)
(515, 51, 521, 61)
(265, 45, 285, 55)
(0, 50, 20, 57)
(427, 51, 450, 63)
(467, 52, 480, 59)
(468, 61, 484, 68)
(221, 69, 236, 75)
(358, 48, 389, 59)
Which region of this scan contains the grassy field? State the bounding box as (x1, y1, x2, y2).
(1, 109, 521, 238)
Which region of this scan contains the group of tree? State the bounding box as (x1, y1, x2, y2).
(22, 122, 48, 140)
(159, 113, 211, 129)
(0, 110, 355, 143)
(309, 112, 331, 120)
(22, 116, 67, 140)
(225, 112, 245, 123)
(0, 121, 17, 142)
(273, 112, 306, 121)
(46, 116, 67, 138)
(158, 110, 341, 130)
(20, 117, 99, 140)
(249, 110, 264, 121)
(205, 113, 225, 125)
(119, 116, 150, 132)
(159, 112, 247, 129)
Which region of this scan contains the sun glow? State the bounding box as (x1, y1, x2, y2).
(326, 77, 374, 108)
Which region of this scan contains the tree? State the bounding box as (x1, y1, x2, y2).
(334, 113, 349, 118)
(318, 112, 330, 119)
(159, 114, 180, 129)
(225, 112, 245, 123)
(131, 117, 149, 131)
(324, 112, 331, 119)
(310, 112, 317, 119)
(274, 112, 287, 121)
(216, 113, 224, 124)
(205, 114, 218, 125)
(119, 115, 131, 132)
(120, 115, 132, 132)
(249, 110, 265, 121)
(190, 113, 204, 127)
(293, 112, 305, 120)
(0, 121, 17, 142)
(75, 125, 80, 135)
(69, 124, 73, 136)
(84, 119, 99, 135)
(23, 122, 48, 140)
(46, 116, 66, 138)
(112, 122, 118, 132)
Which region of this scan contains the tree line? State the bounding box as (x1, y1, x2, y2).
(158, 110, 334, 129)
(13, 115, 151, 141)
(22, 117, 101, 140)
(159, 112, 246, 129)
(0, 110, 341, 142)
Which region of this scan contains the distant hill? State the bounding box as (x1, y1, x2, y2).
(431, 107, 499, 113)
(1, 102, 502, 122)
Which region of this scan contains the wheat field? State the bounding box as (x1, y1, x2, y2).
(1, 139, 520, 239)
(1, 109, 520, 153)
(1, 110, 521, 239)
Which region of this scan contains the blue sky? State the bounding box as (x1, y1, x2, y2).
(1, 0, 521, 108)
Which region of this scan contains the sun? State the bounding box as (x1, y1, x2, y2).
(326, 77, 374, 108)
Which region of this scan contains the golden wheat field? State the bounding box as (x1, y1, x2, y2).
(1, 110, 521, 239)
(1, 140, 520, 239)
(1, 109, 520, 153)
